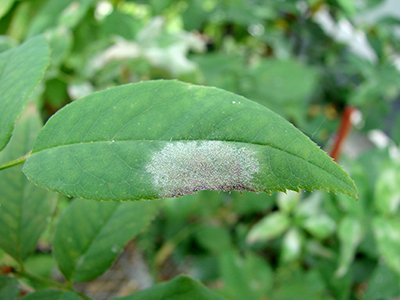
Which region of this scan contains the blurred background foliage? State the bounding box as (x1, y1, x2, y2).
(1, 0, 400, 299)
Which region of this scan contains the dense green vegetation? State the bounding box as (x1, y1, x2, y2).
(1, 0, 400, 299)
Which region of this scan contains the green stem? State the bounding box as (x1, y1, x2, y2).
(0, 153, 28, 171)
(155, 224, 194, 267)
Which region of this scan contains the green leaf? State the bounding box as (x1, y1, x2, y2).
(100, 10, 141, 40)
(246, 212, 290, 244)
(23, 81, 358, 201)
(277, 190, 300, 214)
(53, 199, 160, 282)
(149, 0, 174, 15)
(195, 224, 232, 254)
(193, 53, 245, 93)
(57, 0, 96, 29)
(244, 58, 319, 124)
(162, 191, 220, 222)
(373, 217, 400, 275)
(363, 263, 400, 300)
(182, 0, 212, 31)
(0, 35, 50, 152)
(271, 266, 331, 300)
(336, 217, 363, 277)
(281, 227, 303, 263)
(244, 251, 274, 296)
(22, 289, 80, 300)
(302, 214, 336, 240)
(218, 249, 273, 300)
(24, 254, 56, 288)
(294, 192, 324, 220)
(316, 260, 352, 300)
(374, 165, 400, 216)
(26, 0, 96, 38)
(337, 0, 356, 14)
(112, 275, 227, 300)
(0, 36, 18, 53)
(248, 59, 318, 103)
(0, 0, 15, 19)
(45, 27, 73, 79)
(0, 104, 55, 262)
(231, 191, 275, 215)
(305, 240, 335, 259)
(0, 275, 19, 300)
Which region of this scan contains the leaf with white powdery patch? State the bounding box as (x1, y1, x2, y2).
(23, 80, 358, 201)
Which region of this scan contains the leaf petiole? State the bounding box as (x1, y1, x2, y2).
(0, 153, 28, 171)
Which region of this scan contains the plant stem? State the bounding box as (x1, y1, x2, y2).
(0, 153, 28, 171)
(330, 106, 356, 161)
(155, 224, 194, 267)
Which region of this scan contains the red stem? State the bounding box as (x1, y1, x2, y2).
(330, 106, 356, 161)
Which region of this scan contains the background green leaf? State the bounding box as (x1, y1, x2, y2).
(0, 275, 19, 300)
(26, 0, 96, 38)
(271, 266, 332, 300)
(373, 217, 400, 275)
(363, 263, 400, 300)
(247, 212, 290, 244)
(302, 214, 336, 240)
(0, 104, 55, 263)
(0, 0, 15, 19)
(374, 165, 400, 216)
(243, 58, 319, 124)
(277, 191, 300, 215)
(281, 227, 303, 263)
(112, 275, 227, 300)
(22, 289, 81, 300)
(23, 80, 357, 201)
(218, 249, 273, 300)
(53, 199, 161, 282)
(195, 224, 232, 255)
(336, 217, 363, 277)
(0, 35, 50, 152)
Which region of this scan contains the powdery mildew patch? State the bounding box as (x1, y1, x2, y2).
(146, 141, 260, 197)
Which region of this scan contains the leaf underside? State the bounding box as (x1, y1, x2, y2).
(23, 80, 358, 201)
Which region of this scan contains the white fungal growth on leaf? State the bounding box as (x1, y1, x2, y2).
(146, 141, 260, 197)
